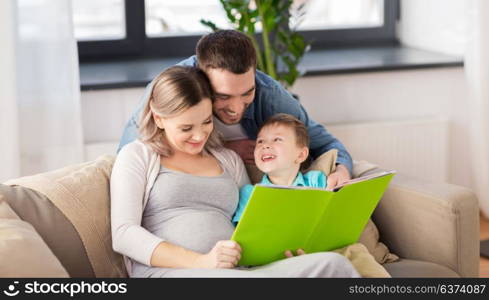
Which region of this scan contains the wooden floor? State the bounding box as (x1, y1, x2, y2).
(481, 215, 489, 277)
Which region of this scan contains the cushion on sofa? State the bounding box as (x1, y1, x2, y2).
(4, 155, 127, 278)
(358, 219, 399, 264)
(0, 195, 69, 277)
(304, 149, 338, 175)
(0, 184, 95, 277)
(333, 243, 390, 278)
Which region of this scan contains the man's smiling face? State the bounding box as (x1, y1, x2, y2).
(205, 67, 255, 125)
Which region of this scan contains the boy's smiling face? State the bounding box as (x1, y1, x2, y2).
(254, 124, 308, 175)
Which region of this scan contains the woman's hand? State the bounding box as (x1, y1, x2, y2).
(284, 248, 306, 258)
(194, 240, 242, 269)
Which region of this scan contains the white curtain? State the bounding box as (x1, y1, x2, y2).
(0, 0, 83, 182)
(465, 0, 489, 218)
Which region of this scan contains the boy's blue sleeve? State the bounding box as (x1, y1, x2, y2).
(232, 184, 254, 225)
(317, 171, 327, 188)
(304, 170, 328, 188)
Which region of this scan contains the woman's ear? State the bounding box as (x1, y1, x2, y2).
(296, 146, 309, 164)
(152, 112, 164, 130)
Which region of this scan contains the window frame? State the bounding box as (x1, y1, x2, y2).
(77, 0, 145, 59)
(78, 0, 399, 61)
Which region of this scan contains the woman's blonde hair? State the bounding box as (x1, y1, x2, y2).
(139, 66, 222, 156)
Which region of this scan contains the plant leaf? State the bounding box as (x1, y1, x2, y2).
(200, 20, 220, 32)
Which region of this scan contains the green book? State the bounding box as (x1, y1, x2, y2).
(231, 170, 396, 266)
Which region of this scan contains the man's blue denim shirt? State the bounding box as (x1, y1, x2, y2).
(117, 55, 353, 174)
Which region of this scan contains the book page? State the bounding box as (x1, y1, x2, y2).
(255, 170, 396, 192)
(254, 183, 328, 191)
(332, 170, 396, 191)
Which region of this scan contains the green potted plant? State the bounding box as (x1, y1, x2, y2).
(201, 0, 310, 89)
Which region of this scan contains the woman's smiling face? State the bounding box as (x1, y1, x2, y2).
(153, 98, 214, 155)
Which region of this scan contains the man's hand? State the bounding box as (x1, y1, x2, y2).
(194, 240, 242, 269)
(284, 249, 306, 258)
(224, 139, 256, 165)
(327, 164, 351, 190)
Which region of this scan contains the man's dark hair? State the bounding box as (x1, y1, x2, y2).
(196, 30, 257, 74)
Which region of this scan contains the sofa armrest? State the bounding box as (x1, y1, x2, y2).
(372, 172, 480, 277)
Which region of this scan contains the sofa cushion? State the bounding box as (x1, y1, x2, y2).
(0, 184, 94, 277)
(4, 155, 127, 278)
(333, 243, 390, 278)
(0, 195, 69, 277)
(305, 149, 338, 175)
(358, 219, 399, 264)
(383, 259, 460, 277)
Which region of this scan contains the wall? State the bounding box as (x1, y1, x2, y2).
(82, 88, 142, 144)
(397, 0, 471, 56)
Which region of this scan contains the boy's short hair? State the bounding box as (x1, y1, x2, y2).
(196, 30, 257, 74)
(259, 113, 310, 148)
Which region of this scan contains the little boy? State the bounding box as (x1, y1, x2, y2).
(232, 113, 328, 225)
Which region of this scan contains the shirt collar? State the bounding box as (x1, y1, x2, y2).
(292, 172, 306, 186)
(260, 172, 306, 186)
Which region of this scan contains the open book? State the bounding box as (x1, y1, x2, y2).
(231, 170, 396, 266)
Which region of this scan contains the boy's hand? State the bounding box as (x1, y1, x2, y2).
(195, 240, 242, 269)
(224, 139, 256, 165)
(327, 164, 351, 190)
(284, 249, 306, 258)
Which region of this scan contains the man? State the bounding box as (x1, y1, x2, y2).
(118, 30, 353, 188)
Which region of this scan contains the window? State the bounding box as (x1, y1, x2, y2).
(145, 0, 232, 37)
(72, 0, 126, 41)
(294, 0, 384, 31)
(295, 0, 397, 48)
(74, 0, 398, 61)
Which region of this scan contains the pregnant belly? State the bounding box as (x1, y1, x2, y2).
(150, 211, 235, 254)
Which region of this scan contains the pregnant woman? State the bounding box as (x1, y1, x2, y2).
(110, 65, 360, 278)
